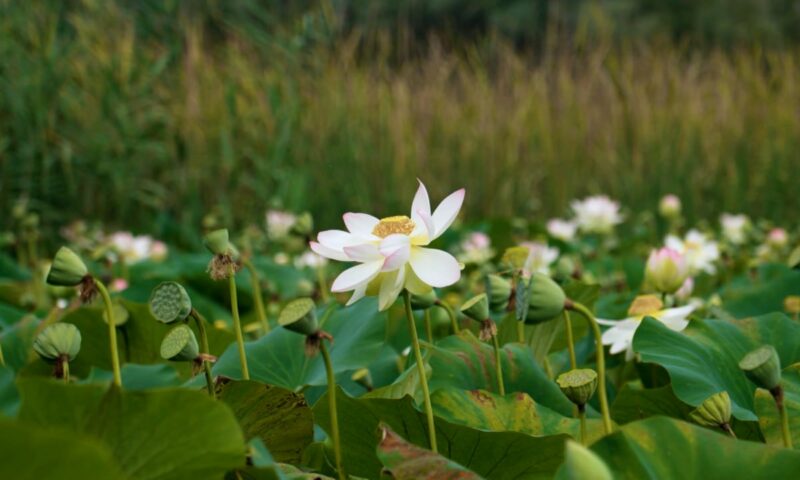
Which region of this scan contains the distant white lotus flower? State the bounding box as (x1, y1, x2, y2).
(266, 210, 297, 240)
(547, 218, 578, 242)
(571, 196, 623, 234)
(665, 229, 719, 275)
(767, 228, 788, 249)
(457, 232, 494, 265)
(295, 250, 328, 269)
(107, 232, 165, 264)
(311, 180, 464, 311)
(719, 213, 749, 245)
(519, 241, 559, 277)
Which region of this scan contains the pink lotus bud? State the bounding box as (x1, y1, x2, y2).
(645, 247, 689, 294)
(659, 195, 681, 218)
(767, 228, 788, 249)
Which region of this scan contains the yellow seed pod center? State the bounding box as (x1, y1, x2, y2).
(627, 294, 664, 317)
(372, 215, 416, 238)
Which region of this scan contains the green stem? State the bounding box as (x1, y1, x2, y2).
(95, 279, 122, 387)
(437, 300, 459, 334)
(516, 319, 526, 344)
(578, 406, 587, 445)
(228, 265, 250, 380)
(568, 301, 612, 434)
(320, 341, 346, 480)
(191, 309, 216, 398)
(564, 310, 577, 370)
(317, 267, 330, 303)
(404, 291, 438, 452)
(721, 423, 737, 438)
(62, 357, 70, 384)
(241, 258, 270, 334)
(779, 401, 793, 448)
(0, 340, 5, 367)
(424, 309, 434, 343)
(491, 332, 505, 395)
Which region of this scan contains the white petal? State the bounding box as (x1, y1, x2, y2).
(431, 188, 465, 240)
(318, 230, 361, 250)
(343, 243, 382, 262)
(343, 213, 380, 237)
(412, 210, 435, 242)
(410, 180, 432, 225)
(331, 260, 383, 292)
(378, 267, 406, 311)
(380, 234, 411, 271)
(310, 241, 349, 261)
(346, 283, 367, 306)
(408, 247, 461, 288)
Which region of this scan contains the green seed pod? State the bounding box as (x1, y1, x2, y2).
(485, 274, 512, 312)
(739, 345, 781, 390)
(553, 256, 577, 282)
(103, 302, 130, 326)
(296, 279, 315, 297)
(291, 212, 314, 237)
(460, 293, 489, 322)
(33, 323, 82, 362)
(560, 440, 613, 480)
(149, 281, 192, 324)
(160, 324, 200, 362)
(46, 247, 89, 287)
(525, 273, 566, 324)
(203, 229, 238, 257)
(410, 290, 438, 310)
(279, 298, 319, 336)
(689, 391, 732, 428)
(556, 369, 598, 407)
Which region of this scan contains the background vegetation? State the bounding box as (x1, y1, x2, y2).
(2, 0, 799, 244)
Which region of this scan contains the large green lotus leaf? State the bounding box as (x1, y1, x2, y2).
(427, 331, 576, 416)
(313, 387, 568, 479)
(590, 416, 800, 478)
(755, 363, 800, 448)
(720, 268, 800, 318)
(0, 300, 27, 327)
(18, 379, 246, 480)
(0, 366, 19, 416)
(633, 313, 800, 421)
(80, 363, 183, 390)
(226, 438, 330, 480)
(430, 388, 607, 443)
(217, 380, 313, 464)
(611, 383, 693, 425)
(0, 254, 30, 281)
(212, 298, 386, 389)
(0, 315, 38, 370)
(376, 424, 483, 480)
(0, 418, 127, 480)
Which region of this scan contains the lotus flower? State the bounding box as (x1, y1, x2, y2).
(520, 241, 559, 277)
(665, 229, 719, 275)
(547, 219, 578, 242)
(311, 181, 464, 310)
(720, 213, 749, 245)
(571, 196, 623, 234)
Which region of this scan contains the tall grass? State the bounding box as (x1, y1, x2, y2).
(1, 1, 799, 243)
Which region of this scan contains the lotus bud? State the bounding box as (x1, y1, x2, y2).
(553, 256, 577, 282)
(291, 212, 314, 237)
(739, 345, 781, 391)
(103, 302, 130, 326)
(767, 228, 788, 249)
(644, 247, 688, 294)
(149, 282, 192, 324)
(160, 324, 200, 362)
(296, 278, 315, 297)
(689, 391, 732, 428)
(46, 247, 89, 287)
(557, 369, 598, 409)
(560, 440, 612, 480)
(658, 194, 681, 219)
(525, 273, 566, 324)
(33, 323, 81, 362)
(410, 290, 438, 310)
(485, 274, 512, 312)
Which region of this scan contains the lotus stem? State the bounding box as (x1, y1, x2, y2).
(190, 309, 216, 398)
(491, 332, 506, 395)
(317, 266, 329, 303)
(424, 309, 434, 343)
(721, 423, 737, 438)
(436, 300, 459, 334)
(578, 405, 587, 445)
(0, 341, 5, 367)
(564, 309, 577, 370)
(241, 258, 270, 334)
(319, 341, 346, 480)
(567, 300, 612, 434)
(773, 387, 793, 448)
(228, 264, 250, 380)
(94, 279, 122, 387)
(404, 291, 438, 452)
(62, 356, 70, 384)
(516, 319, 525, 344)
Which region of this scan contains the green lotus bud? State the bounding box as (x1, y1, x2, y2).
(525, 273, 566, 324)
(560, 440, 612, 480)
(203, 229, 238, 257)
(554, 256, 577, 282)
(410, 290, 438, 310)
(460, 293, 489, 322)
(739, 345, 781, 390)
(149, 281, 192, 324)
(556, 369, 598, 407)
(33, 323, 82, 362)
(485, 274, 512, 312)
(160, 324, 200, 362)
(46, 247, 89, 286)
(103, 302, 130, 326)
(291, 212, 314, 237)
(689, 391, 732, 428)
(296, 278, 315, 297)
(279, 298, 319, 336)
(22, 213, 39, 229)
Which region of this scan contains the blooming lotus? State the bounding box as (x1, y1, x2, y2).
(457, 232, 494, 265)
(311, 181, 464, 311)
(547, 218, 578, 242)
(107, 232, 166, 264)
(720, 213, 749, 245)
(644, 247, 688, 294)
(571, 196, 623, 234)
(266, 210, 297, 240)
(520, 241, 559, 277)
(598, 295, 696, 360)
(295, 250, 328, 269)
(665, 229, 719, 275)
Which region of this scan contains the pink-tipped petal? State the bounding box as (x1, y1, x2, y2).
(343, 243, 383, 262)
(318, 230, 360, 250)
(310, 241, 349, 261)
(431, 188, 465, 240)
(331, 260, 383, 292)
(343, 212, 380, 237)
(408, 247, 461, 287)
(410, 180, 432, 224)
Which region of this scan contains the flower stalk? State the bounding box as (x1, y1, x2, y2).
(436, 300, 460, 334)
(95, 279, 122, 387)
(319, 341, 346, 480)
(190, 309, 216, 398)
(403, 291, 438, 452)
(228, 263, 250, 380)
(241, 257, 270, 334)
(564, 309, 577, 370)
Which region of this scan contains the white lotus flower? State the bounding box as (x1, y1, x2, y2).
(520, 241, 559, 277)
(665, 229, 719, 275)
(720, 213, 749, 245)
(266, 210, 297, 240)
(598, 295, 696, 360)
(571, 195, 623, 234)
(547, 218, 578, 242)
(457, 232, 494, 265)
(107, 232, 165, 264)
(295, 250, 328, 269)
(310, 181, 464, 311)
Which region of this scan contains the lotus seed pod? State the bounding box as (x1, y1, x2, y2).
(689, 391, 732, 428)
(160, 324, 200, 362)
(103, 302, 130, 326)
(291, 212, 314, 237)
(296, 279, 315, 297)
(410, 290, 438, 310)
(739, 345, 781, 390)
(525, 273, 566, 324)
(279, 298, 319, 336)
(560, 440, 613, 480)
(553, 256, 577, 282)
(203, 229, 238, 257)
(46, 247, 89, 287)
(485, 274, 512, 312)
(460, 293, 489, 322)
(33, 323, 81, 362)
(557, 369, 599, 407)
(149, 282, 192, 324)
